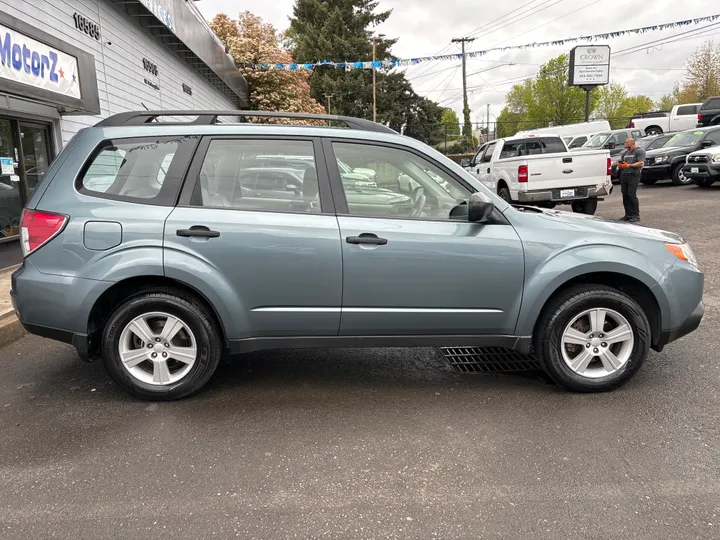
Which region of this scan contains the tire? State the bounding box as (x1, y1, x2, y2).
(571, 199, 597, 215)
(645, 126, 662, 136)
(671, 163, 691, 185)
(640, 178, 657, 185)
(101, 290, 223, 400)
(533, 284, 651, 392)
(694, 178, 715, 188)
(498, 186, 512, 203)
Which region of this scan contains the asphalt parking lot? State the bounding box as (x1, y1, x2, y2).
(1, 183, 719, 539)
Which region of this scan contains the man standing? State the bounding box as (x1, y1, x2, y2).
(617, 137, 645, 223)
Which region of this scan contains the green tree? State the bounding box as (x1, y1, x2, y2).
(440, 108, 461, 138)
(495, 108, 522, 138)
(594, 83, 628, 128)
(500, 55, 600, 132)
(617, 95, 655, 125)
(210, 13, 325, 117)
(287, 0, 445, 144)
(675, 40, 720, 102)
(655, 93, 678, 111)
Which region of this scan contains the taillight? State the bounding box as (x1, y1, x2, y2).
(607, 157, 612, 176)
(698, 113, 703, 123)
(20, 209, 68, 257)
(518, 165, 528, 182)
(630, 121, 635, 128)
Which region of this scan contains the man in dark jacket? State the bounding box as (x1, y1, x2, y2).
(617, 138, 645, 223)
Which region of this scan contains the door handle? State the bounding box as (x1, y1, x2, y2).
(177, 226, 220, 238)
(562, 169, 573, 174)
(346, 235, 388, 246)
(562, 157, 573, 163)
(486, 168, 490, 173)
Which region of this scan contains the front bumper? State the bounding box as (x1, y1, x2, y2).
(682, 163, 720, 179)
(517, 185, 604, 203)
(655, 300, 704, 351)
(641, 163, 673, 181)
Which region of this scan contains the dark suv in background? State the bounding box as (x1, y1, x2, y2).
(696, 97, 720, 127)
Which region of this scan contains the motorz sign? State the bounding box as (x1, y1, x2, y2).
(0, 23, 81, 99)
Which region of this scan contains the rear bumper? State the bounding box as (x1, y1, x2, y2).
(655, 300, 704, 351)
(517, 185, 604, 203)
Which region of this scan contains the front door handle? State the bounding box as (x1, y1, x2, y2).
(346, 234, 388, 246)
(562, 157, 573, 163)
(486, 168, 490, 173)
(177, 226, 220, 238)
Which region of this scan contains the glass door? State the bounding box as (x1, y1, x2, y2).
(0, 119, 23, 240)
(19, 122, 53, 197)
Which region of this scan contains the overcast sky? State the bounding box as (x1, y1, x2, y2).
(196, 0, 719, 122)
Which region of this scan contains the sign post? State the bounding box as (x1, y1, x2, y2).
(568, 45, 611, 122)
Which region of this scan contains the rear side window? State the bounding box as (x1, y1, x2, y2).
(702, 98, 720, 110)
(78, 136, 198, 205)
(499, 137, 565, 158)
(676, 105, 697, 115)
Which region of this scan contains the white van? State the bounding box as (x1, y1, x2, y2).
(515, 120, 611, 142)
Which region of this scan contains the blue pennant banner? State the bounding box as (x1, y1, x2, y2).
(241, 13, 720, 71)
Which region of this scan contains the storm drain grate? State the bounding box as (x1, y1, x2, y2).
(439, 347, 541, 373)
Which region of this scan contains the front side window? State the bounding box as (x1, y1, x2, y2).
(481, 143, 497, 162)
(193, 139, 320, 213)
(79, 137, 195, 201)
(332, 142, 471, 220)
(585, 133, 610, 148)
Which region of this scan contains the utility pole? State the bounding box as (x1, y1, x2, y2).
(486, 103, 490, 140)
(372, 37, 377, 122)
(451, 37, 475, 148)
(325, 94, 333, 114)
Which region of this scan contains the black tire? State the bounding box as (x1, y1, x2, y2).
(641, 178, 657, 185)
(671, 163, 691, 185)
(534, 284, 651, 392)
(694, 178, 715, 188)
(101, 290, 223, 401)
(645, 126, 662, 136)
(498, 186, 512, 203)
(571, 199, 597, 215)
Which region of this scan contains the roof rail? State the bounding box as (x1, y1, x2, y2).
(94, 110, 397, 134)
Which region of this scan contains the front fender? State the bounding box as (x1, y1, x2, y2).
(515, 245, 671, 336)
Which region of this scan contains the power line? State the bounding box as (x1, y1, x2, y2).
(467, 0, 567, 42)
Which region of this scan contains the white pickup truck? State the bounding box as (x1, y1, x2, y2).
(629, 103, 702, 136)
(463, 135, 611, 215)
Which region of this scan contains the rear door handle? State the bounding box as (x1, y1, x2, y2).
(562, 157, 573, 163)
(562, 169, 573, 174)
(486, 168, 490, 173)
(177, 226, 220, 238)
(346, 235, 388, 246)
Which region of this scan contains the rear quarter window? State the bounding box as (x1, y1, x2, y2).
(77, 136, 199, 205)
(702, 98, 720, 110)
(676, 105, 697, 115)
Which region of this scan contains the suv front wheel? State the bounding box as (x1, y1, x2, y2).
(534, 284, 650, 392)
(101, 291, 223, 400)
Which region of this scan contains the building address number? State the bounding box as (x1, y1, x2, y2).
(73, 13, 101, 41)
(143, 58, 159, 77)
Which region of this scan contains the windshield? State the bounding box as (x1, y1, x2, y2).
(584, 133, 611, 148)
(666, 130, 705, 147)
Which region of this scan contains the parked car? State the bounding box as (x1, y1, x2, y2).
(610, 133, 677, 182)
(515, 120, 610, 141)
(567, 133, 594, 149)
(11, 110, 704, 400)
(580, 128, 645, 159)
(696, 96, 720, 127)
(641, 126, 720, 185)
(683, 144, 720, 187)
(629, 104, 702, 136)
(464, 135, 610, 215)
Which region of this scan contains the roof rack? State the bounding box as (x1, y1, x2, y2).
(94, 110, 397, 134)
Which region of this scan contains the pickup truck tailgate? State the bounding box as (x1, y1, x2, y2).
(523, 151, 607, 191)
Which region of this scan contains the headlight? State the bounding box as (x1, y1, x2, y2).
(654, 156, 669, 164)
(711, 153, 720, 163)
(665, 242, 699, 268)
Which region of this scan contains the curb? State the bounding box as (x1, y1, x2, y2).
(0, 315, 25, 349)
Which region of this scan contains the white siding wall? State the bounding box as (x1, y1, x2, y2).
(0, 0, 239, 145)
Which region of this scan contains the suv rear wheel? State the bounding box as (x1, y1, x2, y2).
(101, 291, 223, 400)
(534, 284, 650, 392)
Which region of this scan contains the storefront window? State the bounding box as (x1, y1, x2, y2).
(0, 119, 23, 240)
(20, 123, 53, 196)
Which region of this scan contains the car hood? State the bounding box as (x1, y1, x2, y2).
(514, 206, 685, 244)
(645, 146, 690, 157)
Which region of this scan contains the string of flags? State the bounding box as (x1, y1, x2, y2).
(239, 13, 720, 71)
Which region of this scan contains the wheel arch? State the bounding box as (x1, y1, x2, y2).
(645, 125, 663, 135)
(86, 276, 229, 357)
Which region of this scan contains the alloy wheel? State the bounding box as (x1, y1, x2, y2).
(118, 312, 198, 386)
(560, 308, 634, 379)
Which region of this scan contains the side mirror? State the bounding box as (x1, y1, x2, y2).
(286, 184, 299, 192)
(460, 158, 470, 168)
(605, 142, 616, 150)
(468, 192, 495, 223)
(700, 140, 714, 148)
